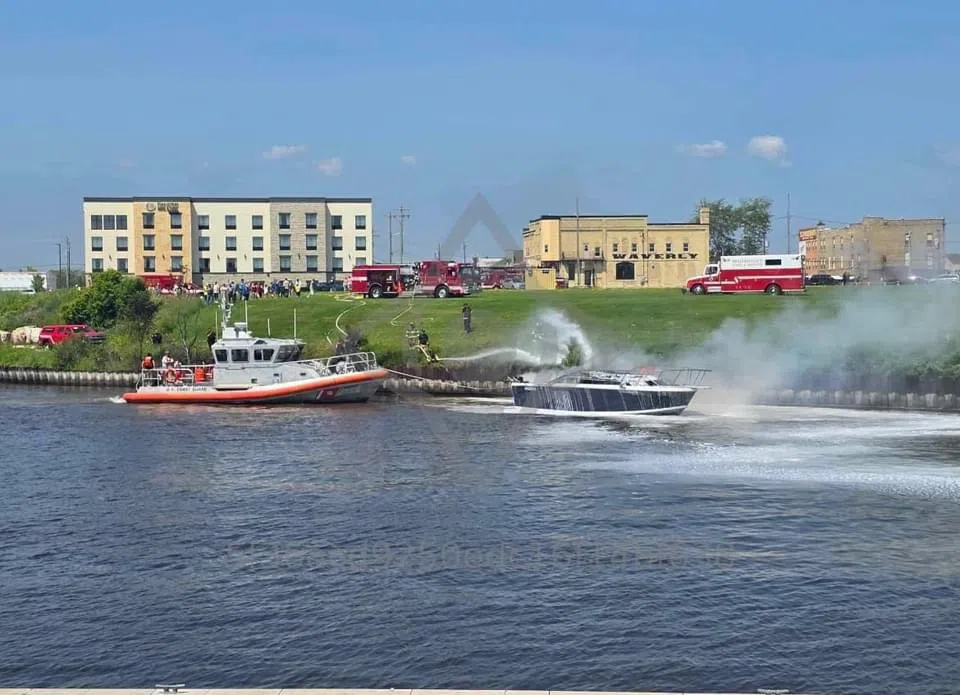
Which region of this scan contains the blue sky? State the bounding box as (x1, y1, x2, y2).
(1, 0, 958, 269)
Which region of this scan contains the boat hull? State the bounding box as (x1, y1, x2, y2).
(120, 369, 388, 405)
(510, 383, 696, 415)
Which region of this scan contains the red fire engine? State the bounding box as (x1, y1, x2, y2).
(684, 254, 806, 295)
(348, 260, 481, 298)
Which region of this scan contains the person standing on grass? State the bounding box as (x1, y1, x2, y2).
(462, 304, 472, 333)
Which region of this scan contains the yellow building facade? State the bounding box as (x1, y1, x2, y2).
(523, 207, 711, 289)
(131, 200, 193, 277)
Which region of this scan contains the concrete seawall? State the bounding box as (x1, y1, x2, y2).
(0, 689, 806, 695)
(756, 387, 960, 412)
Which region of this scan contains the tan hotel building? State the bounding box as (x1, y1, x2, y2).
(82, 196, 373, 285)
(522, 206, 711, 288)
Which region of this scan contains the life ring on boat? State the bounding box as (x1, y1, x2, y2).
(162, 367, 178, 384)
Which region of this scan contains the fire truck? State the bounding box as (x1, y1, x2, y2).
(348, 260, 481, 298)
(684, 254, 805, 295)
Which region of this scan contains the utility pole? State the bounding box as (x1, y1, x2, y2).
(396, 206, 409, 264)
(575, 197, 581, 286)
(462, 241, 467, 263)
(386, 212, 394, 263)
(65, 238, 71, 288)
(786, 193, 792, 254)
(56, 242, 62, 288)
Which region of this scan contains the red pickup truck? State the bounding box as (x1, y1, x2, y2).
(38, 324, 107, 347)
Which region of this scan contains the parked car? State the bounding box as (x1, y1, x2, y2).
(38, 324, 106, 347)
(806, 273, 840, 286)
(929, 272, 960, 284)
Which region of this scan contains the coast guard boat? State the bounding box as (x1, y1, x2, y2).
(510, 367, 710, 416)
(118, 293, 388, 405)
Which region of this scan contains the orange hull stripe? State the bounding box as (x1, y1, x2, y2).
(121, 368, 389, 403)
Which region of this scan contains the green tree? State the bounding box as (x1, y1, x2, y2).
(123, 290, 160, 368)
(31, 274, 45, 293)
(694, 197, 773, 259)
(62, 270, 154, 328)
(738, 197, 773, 254)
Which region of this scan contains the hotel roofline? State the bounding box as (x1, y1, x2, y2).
(527, 214, 702, 226)
(83, 196, 372, 204)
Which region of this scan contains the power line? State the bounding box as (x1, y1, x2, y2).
(386, 206, 410, 264)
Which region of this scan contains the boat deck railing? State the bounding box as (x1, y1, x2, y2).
(652, 367, 712, 387)
(545, 367, 712, 388)
(137, 352, 380, 388)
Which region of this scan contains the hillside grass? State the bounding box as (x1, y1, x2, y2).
(0, 287, 843, 371)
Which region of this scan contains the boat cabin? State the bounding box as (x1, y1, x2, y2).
(211, 323, 304, 367)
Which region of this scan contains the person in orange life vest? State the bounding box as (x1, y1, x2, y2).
(141, 355, 154, 370)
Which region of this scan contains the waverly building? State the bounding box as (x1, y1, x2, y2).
(82, 196, 373, 285)
(522, 206, 711, 289)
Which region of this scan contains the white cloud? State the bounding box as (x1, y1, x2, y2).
(400, 154, 417, 166)
(118, 159, 136, 169)
(747, 135, 790, 165)
(677, 140, 727, 158)
(316, 156, 343, 176)
(263, 144, 307, 160)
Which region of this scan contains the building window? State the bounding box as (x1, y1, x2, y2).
(355, 236, 367, 251)
(332, 257, 344, 272)
(252, 236, 264, 251)
(682, 241, 689, 252)
(279, 212, 291, 229)
(225, 215, 237, 230)
(648, 242, 655, 253)
(91, 236, 103, 252)
(279, 255, 292, 272)
(332, 236, 343, 250)
(631, 242, 638, 254)
(90, 214, 103, 230)
(199, 236, 210, 251)
(116, 215, 127, 230)
(544, 244, 549, 253)
(142, 212, 155, 229)
(279, 234, 291, 251)
(170, 212, 183, 229)
(117, 258, 128, 273)
(171, 234, 183, 251)
(116, 236, 128, 252)
(103, 215, 116, 231)
(665, 242, 673, 253)
(198, 215, 210, 230)
(92, 258, 104, 272)
(612, 242, 619, 253)
(143, 256, 156, 272)
(143, 234, 156, 251)
(355, 214, 367, 230)
(226, 258, 237, 273)
(356, 256, 366, 266)
(171, 256, 183, 272)
(331, 215, 343, 230)
(305, 234, 318, 250)
(615, 261, 635, 280)
(253, 258, 264, 273)
(583, 243, 588, 254)
(594, 246, 601, 257)
(252, 214, 263, 230)
(306, 255, 318, 272)
(305, 212, 318, 229)
(225, 237, 237, 251)
(200, 258, 211, 273)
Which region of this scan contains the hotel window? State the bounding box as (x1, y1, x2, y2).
(252, 236, 264, 251)
(356, 256, 367, 266)
(332, 236, 343, 251)
(171, 234, 183, 251)
(279, 212, 291, 230)
(199, 258, 211, 273)
(648, 242, 655, 253)
(305, 255, 318, 272)
(279, 255, 292, 272)
(90, 214, 103, 230)
(253, 258, 264, 273)
(92, 258, 104, 272)
(331, 215, 343, 230)
(226, 258, 237, 273)
(355, 214, 367, 230)
(252, 214, 263, 230)
(332, 257, 343, 272)
(143, 256, 156, 272)
(305, 212, 318, 229)
(225, 214, 237, 230)
(102, 215, 116, 231)
(665, 242, 673, 253)
(170, 212, 182, 229)
(682, 241, 689, 252)
(199, 236, 210, 251)
(305, 234, 318, 250)
(225, 236, 237, 251)
(355, 236, 367, 251)
(116, 236, 128, 252)
(142, 212, 155, 229)
(116, 215, 127, 230)
(170, 256, 183, 272)
(279, 234, 291, 251)
(631, 242, 638, 254)
(143, 234, 156, 251)
(91, 236, 103, 252)
(198, 215, 210, 230)
(117, 258, 128, 273)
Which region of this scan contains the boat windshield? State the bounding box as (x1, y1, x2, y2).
(275, 344, 303, 362)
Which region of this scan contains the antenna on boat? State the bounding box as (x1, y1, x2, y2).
(245, 300, 249, 326)
(267, 317, 271, 336)
(294, 308, 298, 339)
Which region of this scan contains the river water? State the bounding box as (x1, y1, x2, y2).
(2, 384, 960, 694)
